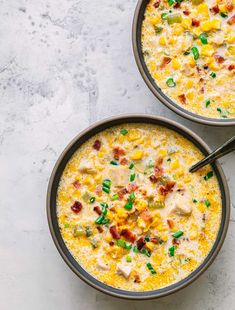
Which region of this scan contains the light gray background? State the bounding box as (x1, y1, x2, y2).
(0, 0, 234, 309)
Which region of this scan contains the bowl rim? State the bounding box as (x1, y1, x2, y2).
(47, 114, 230, 300)
(132, 0, 235, 127)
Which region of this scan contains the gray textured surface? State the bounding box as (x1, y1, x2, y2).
(0, 0, 235, 309)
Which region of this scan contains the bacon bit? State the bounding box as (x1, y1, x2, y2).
(109, 241, 115, 246)
(93, 139, 101, 151)
(140, 210, 152, 222)
(72, 180, 81, 189)
(136, 236, 146, 250)
(156, 157, 163, 165)
(154, 166, 164, 179)
(149, 175, 158, 183)
(199, 78, 204, 83)
(159, 57, 172, 69)
(226, 3, 234, 11)
(153, 0, 160, 8)
(173, 2, 181, 9)
(127, 183, 138, 193)
(95, 185, 103, 196)
(159, 181, 176, 196)
(113, 147, 125, 160)
(227, 15, 235, 25)
(93, 206, 102, 215)
(97, 226, 103, 233)
(200, 87, 205, 94)
(109, 226, 121, 240)
(121, 229, 137, 243)
(167, 219, 174, 229)
(172, 238, 180, 245)
(202, 213, 206, 222)
(120, 158, 129, 165)
(134, 274, 141, 283)
(151, 237, 161, 244)
(203, 65, 209, 70)
(183, 9, 190, 15)
(71, 201, 82, 213)
(192, 18, 200, 27)
(117, 187, 128, 199)
(178, 94, 186, 104)
(228, 64, 235, 71)
(214, 54, 225, 64)
(210, 5, 219, 14)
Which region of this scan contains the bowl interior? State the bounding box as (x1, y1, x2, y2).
(133, 0, 235, 126)
(47, 115, 230, 299)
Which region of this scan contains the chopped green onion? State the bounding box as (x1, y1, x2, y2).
(111, 194, 119, 201)
(129, 192, 135, 200)
(120, 129, 128, 136)
(169, 245, 175, 257)
(172, 231, 184, 238)
(103, 179, 111, 188)
(193, 198, 198, 203)
(64, 223, 70, 228)
(167, 158, 171, 162)
(95, 215, 105, 225)
(166, 77, 176, 87)
(90, 197, 96, 203)
(145, 236, 150, 242)
(85, 227, 92, 237)
(129, 162, 134, 169)
(192, 46, 199, 60)
(168, 0, 174, 5)
(101, 202, 108, 215)
(133, 246, 139, 253)
(161, 12, 168, 20)
(204, 171, 214, 180)
(124, 200, 133, 210)
(125, 244, 132, 250)
(101, 218, 109, 225)
(102, 186, 110, 194)
(205, 199, 211, 207)
(146, 262, 157, 274)
(210, 72, 216, 78)
(110, 160, 118, 165)
(117, 239, 126, 247)
(220, 12, 228, 18)
(154, 25, 163, 34)
(205, 99, 211, 108)
(184, 51, 190, 55)
(126, 256, 132, 263)
(130, 173, 136, 182)
(117, 239, 132, 250)
(217, 108, 227, 118)
(140, 249, 151, 257)
(199, 33, 208, 45)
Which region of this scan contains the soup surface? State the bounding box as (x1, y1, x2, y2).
(57, 124, 221, 291)
(141, 0, 235, 119)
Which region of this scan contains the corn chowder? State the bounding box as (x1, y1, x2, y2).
(142, 0, 235, 119)
(57, 124, 221, 291)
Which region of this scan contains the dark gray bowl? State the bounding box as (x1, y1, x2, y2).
(132, 0, 235, 126)
(47, 114, 230, 300)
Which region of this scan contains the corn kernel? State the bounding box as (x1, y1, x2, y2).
(211, 19, 221, 30)
(188, 55, 196, 67)
(197, 3, 209, 17)
(131, 150, 143, 160)
(145, 242, 155, 251)
(158, 149, 167, 157)
(201, 45, 215, 56)
(186, 80, 193, 88)
(159, 36, 166, 46)
(172, 59, 180, 70)
(181, 18, 191, 29)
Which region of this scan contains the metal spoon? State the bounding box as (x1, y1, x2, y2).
(190, 136, 235, 173)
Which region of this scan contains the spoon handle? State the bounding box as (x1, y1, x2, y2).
(190, 136, 235, 173)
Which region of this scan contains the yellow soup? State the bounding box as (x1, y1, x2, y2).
(57, 124, 221, 291)
(141, 0, 235, 119)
